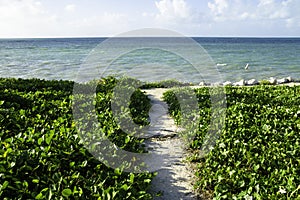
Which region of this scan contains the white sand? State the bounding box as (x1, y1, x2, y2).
(142, 88, 197, 200)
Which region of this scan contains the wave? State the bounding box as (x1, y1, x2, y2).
(216, 63, 228, 66)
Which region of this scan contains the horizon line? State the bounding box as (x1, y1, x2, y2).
(0, 35, 300, 39)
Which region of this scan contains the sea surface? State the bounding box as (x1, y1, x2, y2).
(0, 37, 299, 83)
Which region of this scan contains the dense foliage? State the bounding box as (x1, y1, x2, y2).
(163, 85, 300, 199)
(139, 79, 192, 89)
(0, 77, 154, 199)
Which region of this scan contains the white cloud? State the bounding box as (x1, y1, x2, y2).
(208, 0, 228, 16)
(155, 0, 191, 21)
(282, 0, 300, 28)
(257, 0, 289, 19)
(286, 17, 300, 28)
(0, 0, 129, 37)
(152, 0, 213, 36)
(0, 0, 299, 37)
(0, 0, 45, 19)
(65, 4, 76, 12)
(207, 0, 300, 28)
(207, 0, 252, 21)
(0, 0, 56, 37)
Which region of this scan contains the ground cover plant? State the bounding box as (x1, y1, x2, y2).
(0, 77, 154, 199)
(140, 79, 192, 89)
(163, 85, 300, 199)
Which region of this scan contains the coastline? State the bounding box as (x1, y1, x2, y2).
(196, 76, 300, 87)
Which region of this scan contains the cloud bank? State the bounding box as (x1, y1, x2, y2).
(0, 0, 299, 37)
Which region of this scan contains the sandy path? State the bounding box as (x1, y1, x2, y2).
(142, 88, 197, 200)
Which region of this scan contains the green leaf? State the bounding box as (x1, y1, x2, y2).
(121, 184, 129, 191)
(45, 136, 52, 145)
(62, 188, 72, 197)
(129, 173, 134, 184)
(69, 162, 75, 167)
(40, 187, 48, 193)
(35, 193, 43, 199)
(38, 138, 43, 145)
(144, 179, 151, 183)
(23, 181, 29, 188)
(254, 164, 260, 172)
(32, 179, 39, 183)
(1, 181, 9, 191)
(125, 136, 130, 144)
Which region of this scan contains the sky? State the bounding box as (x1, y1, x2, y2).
(0, 0, 299, 38)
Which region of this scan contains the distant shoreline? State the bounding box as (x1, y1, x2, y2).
(0, 36, 300, 40)
(1, 76, 299, 88)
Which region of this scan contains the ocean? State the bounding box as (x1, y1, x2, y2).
(0, 37, 299, 84)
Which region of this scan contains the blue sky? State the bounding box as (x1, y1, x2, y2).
(0, 0, 299, 38)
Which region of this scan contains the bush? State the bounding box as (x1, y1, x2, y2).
(0, 77, 155, 199)
(163, 85, 300, 199)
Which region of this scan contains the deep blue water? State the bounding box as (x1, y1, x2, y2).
(0, 37, 299, 83)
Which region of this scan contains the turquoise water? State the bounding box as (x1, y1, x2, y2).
(0, 37, 299, 83)
(200, 38, 300, 82)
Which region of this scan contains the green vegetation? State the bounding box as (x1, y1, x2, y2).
(259, 80, 272, 85)
(140, 79, 192, 89)
(163, 85, 300, 199)
(2, 76, 300, 199)
(0, 77, 154, 199)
